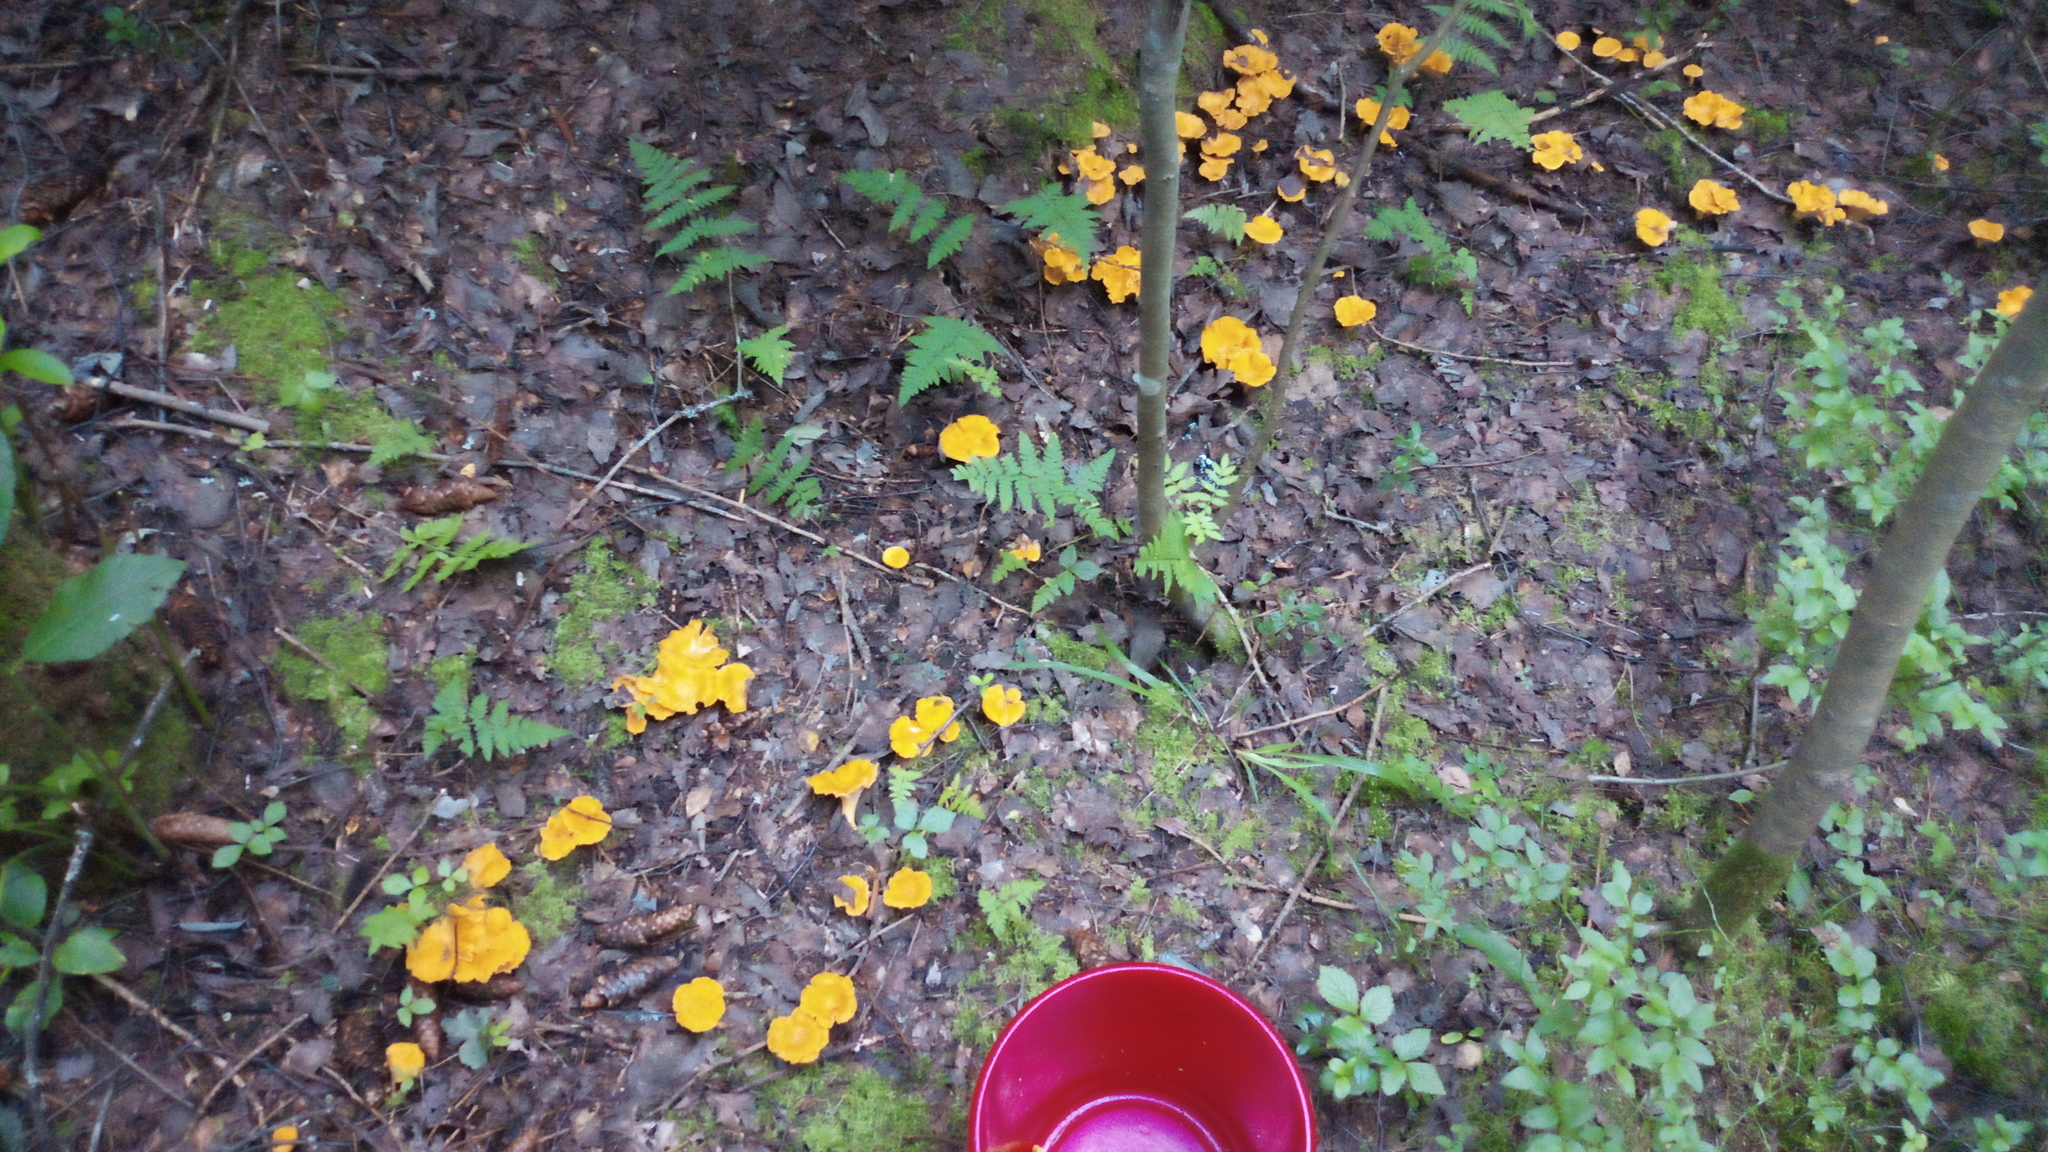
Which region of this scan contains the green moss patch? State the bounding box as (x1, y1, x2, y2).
(188, 261, 344, 405)
(549, 539, 654, 687)
(510, 859, 582, 948)
(759, 1064, 949, 1152)
(955, 0, 1137, 151)
(273, 614, 389, 755)
(1655, 252, 1742, 340)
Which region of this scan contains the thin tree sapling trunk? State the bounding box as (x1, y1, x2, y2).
(1684, 295, 2048, 934)
(1135, 0, 1191, 545)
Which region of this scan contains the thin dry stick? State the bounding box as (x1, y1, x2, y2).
(1526, 39, 1714, 124)
(330, 808, 434, 935)
(1367, 325, 1574, 368)
(191, 1013, 307, 1118)
(1237, 686, 1379, 739)
(1550, 50, 1790, 207)
(1241, 688, 1389, 975)
(831, 565, 873, 669)
(23, 828, 93, 1144)
(558, 410, 686, 527)
(1583, 759, 1788, 786)
(86, 376, 271, 433)
(1613, 88, 1790, 205)
(1369, 561, 1494, 635)
(72, 1022, 192, 1106)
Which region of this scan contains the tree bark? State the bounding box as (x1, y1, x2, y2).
(1684, 297, 2048, 934)
(1134, 0, 1191, 546)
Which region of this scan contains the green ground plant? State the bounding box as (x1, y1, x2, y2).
(549, 539, 653, 686)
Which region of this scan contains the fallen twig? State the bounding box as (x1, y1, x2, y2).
(23, 829, 93, 1144)
(1370, 562, 1494, 636)
(72, 1022, 191, 1106)
(288, 62, 507, 81)
(1411, 140, 1593, 221)
(1237, 686, 1379, 739)
(191, 1013, 307, 1119)
(1367, 325, 1576, 369)
(1527, 39, 1714, 125)
(1582, 759, 1787, 786)
(87, 375, 270, 433)
(1555, 51, 1791, 206)
(559, 411, 686, 528)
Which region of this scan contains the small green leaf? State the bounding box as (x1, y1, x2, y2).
(361, 904, 425, 952)
(52, 926, 125, 975)
(279, 368, 337, 415)
(0, 933, 38, 969)
(0, 349, 73, 387)
(1317, 966, 1360, 1014)
(0, 224, 39, 264)
(0, 859, 46, 931)
(18, 553, 186, 666)
(7, 978, 60, 1032)
(211, 843, 243, 869)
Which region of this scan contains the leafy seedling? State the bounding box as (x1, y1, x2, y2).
(396, 985, 436, 1027)
(444, 1007, 512, 1070)
(212, 801, 288, 868)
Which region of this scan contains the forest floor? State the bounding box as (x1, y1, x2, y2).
(1, 0, 2045, 1149)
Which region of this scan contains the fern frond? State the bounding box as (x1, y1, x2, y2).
(887, 766, 922, 807)
(472, 698, 571, 761)
(839, 168, 919, 206)
(927, 216, 975, 267)
(655, 213, 756, 257)
(724, 414, 768, 473)
(1184, 203, 1249, 242)
(953, 431, 1121, 538)
(647, 185, 735, 232)
(999, 185, 1101, 263)
(898, 316, 1007, 404)
(736, 325, 796, 384)
(1136, 517, 1221, 606)
(423, 681, 567, 760)
(668, 247, 774, 294)
(905, 196, 948, 242)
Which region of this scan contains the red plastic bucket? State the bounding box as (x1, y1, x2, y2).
(968, 962, 1316, 1152)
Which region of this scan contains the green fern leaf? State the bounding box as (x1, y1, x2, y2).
(1031, 569, 1076, 613)
(724, 414, 768, 473)
(1442, 90, 1534, 147)
(1136, 517, 1221, 606)
(898, 316, 1007, 404)
(952, 430, 1121, 538)
(472, 698, 570, 761)
(669, 246, 774, 294)
(368, 419, 436, 468)
(422, 679, 469, 759)
(839, 168, 919, 207)
(655, 213, 756, 257)
(737, 326, 796, 383)
(646, 185, 735, 232)
(1184, 203, 1249, 241)
(926, 216, 975, 268)
(999, 185, 1101, 263)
